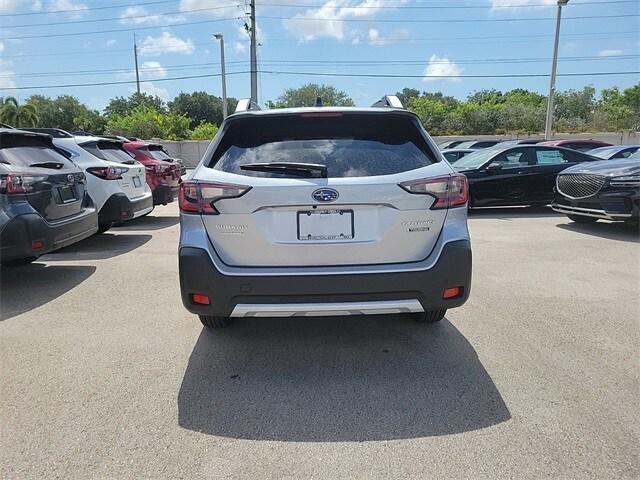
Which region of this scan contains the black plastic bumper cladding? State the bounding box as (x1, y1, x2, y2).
(153, 185, 178, 205)
(0, 212, 97, 262)
(179, 240, 472, 317)
(99, 193, 153, 225)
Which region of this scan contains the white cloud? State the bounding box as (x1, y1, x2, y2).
(179, 0, 237, 16)
(0, 41, 4, 54)
(48, 0, 88, 19)
(119, 5, 185, 25)
(0, 70, 16, 89)
(140, 82, 169, 100)
(490, 0, 554, 12)
(422, 54, 463, 83)
(118, 61, 168, 81)
(367, 28, 409, 46)
(106, 39, 117, 46)
(599, 49, 624, 56)
(284, 0, 405, 42)
(139, 32, 194, 56)
(0, 0, 20, 13)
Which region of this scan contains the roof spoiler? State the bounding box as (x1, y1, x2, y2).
(235, 98, 261, 113)
(371, 95, 404, 109)
(20, 127, 73, 138)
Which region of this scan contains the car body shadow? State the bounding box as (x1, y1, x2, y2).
(178, 315, 510, 442)
(112, 215, 179, 232)
(42, 233, 152, 261)
(469, 206, 560, 220)
(557, 221, 639, 243)
(0, 264, 96, 321)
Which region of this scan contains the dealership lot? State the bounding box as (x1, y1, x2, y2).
(1, 204, 638, 479)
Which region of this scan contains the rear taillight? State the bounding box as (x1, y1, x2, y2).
(145, 164, 167, 174)
(179, 180, 251, 214)
(399, 174, 468, 209)
(87, 166, 128, 180)
(0, 174, 46, 194)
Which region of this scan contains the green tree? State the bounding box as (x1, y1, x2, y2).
(269, 83, 355, 108)
(407, 96, 458, 135)
(554, 86, 596, 126)
(395, 88, 421, 106)
(169, 91, 237, 128)
(190, 122, 219, 140)
(104, 92, 166, 117)
(105, 107, 191, 140)
(0, 97, 39, 128)
(25, 95, 105, 133)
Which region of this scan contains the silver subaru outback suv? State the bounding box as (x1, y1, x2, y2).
(178, 96, 472, 329)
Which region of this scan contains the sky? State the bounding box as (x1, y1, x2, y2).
(0, 0, 638, 111)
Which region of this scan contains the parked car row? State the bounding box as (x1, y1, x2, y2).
(0, 127, 183, 266)
(438, 138, 613, 152)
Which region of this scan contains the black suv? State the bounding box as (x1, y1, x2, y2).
(0, 128, 98, 265)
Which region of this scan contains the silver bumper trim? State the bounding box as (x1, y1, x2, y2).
(133, 205, 154, 219)
(230, 299, 424, 317)
(551, 204, 632, 220)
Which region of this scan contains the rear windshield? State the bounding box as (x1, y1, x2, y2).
(209, 113, 437, 178)
(0, 134, 73, 168)
(81, 141, 136, 164)
(145, 145, 172, 161)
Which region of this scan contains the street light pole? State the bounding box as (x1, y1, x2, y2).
(213, 33, 228, 120)
(544, 0, 569, 140)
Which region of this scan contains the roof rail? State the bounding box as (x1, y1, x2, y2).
(234, 98, 261, 113)
(371, 95, 404, 109)
(21, 127, 73, 138)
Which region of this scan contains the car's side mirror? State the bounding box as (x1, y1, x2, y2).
(486, 163, 502, 174)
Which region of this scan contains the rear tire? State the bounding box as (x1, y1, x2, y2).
(199, 315, 233, 329)
(567, 214, 598, 224)
(1, 256, 38, 267)
(96, 222, 112, 234)
(411, 309, 447, 323)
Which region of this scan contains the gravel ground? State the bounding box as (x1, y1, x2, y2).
(1, 204, 638, 479)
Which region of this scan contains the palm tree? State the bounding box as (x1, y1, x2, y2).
(0, 97, 39, 128)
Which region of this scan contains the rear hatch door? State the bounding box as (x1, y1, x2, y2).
(198, 111, 450, 267)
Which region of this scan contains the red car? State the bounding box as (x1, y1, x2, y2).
(537, 139, 612, 153)
(122, 141, 182, 205)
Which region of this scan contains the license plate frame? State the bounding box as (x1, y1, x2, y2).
(297, 209, 354, 241)
(132, 176, 142, 188)
(58, 185, 77, 203)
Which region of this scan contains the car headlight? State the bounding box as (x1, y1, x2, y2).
(609, 175, 640, 187)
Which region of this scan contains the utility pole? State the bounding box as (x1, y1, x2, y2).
(133, 33, 141, 95)
(544, 0, 569, 140)
(249, 0, 258, 104)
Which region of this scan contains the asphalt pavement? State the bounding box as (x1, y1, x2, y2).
(1, 204, 638, 479)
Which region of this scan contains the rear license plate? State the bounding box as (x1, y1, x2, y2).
(132, 176, 142, 187)
(58, 186, 77, 203)
(297, 209, 354, 241)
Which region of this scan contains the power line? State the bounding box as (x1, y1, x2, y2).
(5, 54, 638, 79)
(2, 30, 637, 59)
(7, 4, 242, 29)
(0, 0, 632, 17)
(265, 13, 638, 23)
(2, 70, 638, 91)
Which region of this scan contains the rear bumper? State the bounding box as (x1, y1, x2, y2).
(152, 184, 179, 205)
(99, 192, 154, 225)
(179, 239, 472, 318)
(0, 208, 98, 262)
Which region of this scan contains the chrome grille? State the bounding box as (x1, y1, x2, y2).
(557, 174, 605, 199)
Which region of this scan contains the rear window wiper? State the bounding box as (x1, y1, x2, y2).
(240, 162, 328, 178)
(30, 161, 64, 169)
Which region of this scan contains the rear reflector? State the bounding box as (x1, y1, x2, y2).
(443, 287, 462, 299)
(31, 240, 45, 251)
(191, 293, 210, 305)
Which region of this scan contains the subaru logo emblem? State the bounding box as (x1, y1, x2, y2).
(67, 174, 74, 182)
(312, 188, 339, 203)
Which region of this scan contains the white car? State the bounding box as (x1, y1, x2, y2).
(178, 96, 472, 329)
(28, 129, 154, 233)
